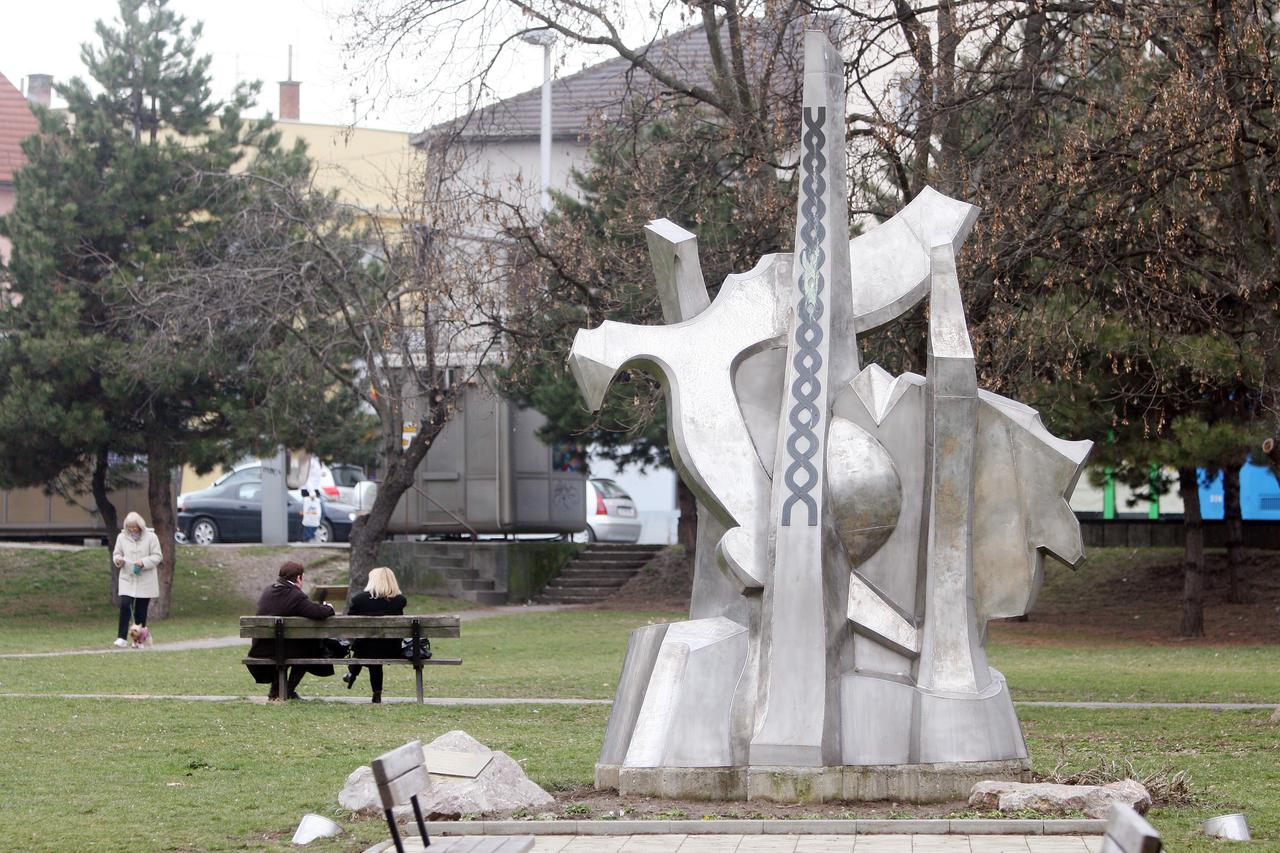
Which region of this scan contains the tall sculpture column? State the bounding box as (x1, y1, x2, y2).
(749, 30, 854, 767)
(917, 241, 988, 694)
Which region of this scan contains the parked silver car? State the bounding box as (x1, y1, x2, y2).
(585, 478, 642, 543)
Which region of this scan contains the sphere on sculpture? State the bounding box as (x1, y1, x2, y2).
(826, 416, 901, 566)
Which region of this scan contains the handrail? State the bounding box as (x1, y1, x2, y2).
(409, 483, 479, 542)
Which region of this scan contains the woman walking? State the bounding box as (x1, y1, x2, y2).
(112, 511, 162, 648)
(342, 567, 407, 703)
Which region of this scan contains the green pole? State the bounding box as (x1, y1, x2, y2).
(1103, 467, 1116, 520)
(1148, 463, 1161, 519)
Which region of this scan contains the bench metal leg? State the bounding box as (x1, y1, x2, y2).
(410, 793, 430, 846)
(415, 663, 424, 704)
(385, 807, 405, 853)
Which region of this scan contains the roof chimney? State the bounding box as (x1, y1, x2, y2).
(278, 46, 299, 121)
(26, 74, 52, 108)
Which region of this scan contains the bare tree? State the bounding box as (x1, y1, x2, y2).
(129, 140, 510, 585)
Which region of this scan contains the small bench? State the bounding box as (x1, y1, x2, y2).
(372, 740, 533, 853)
(240, 615, 462, 703)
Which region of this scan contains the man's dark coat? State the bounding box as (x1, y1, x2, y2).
(247, 580, 336, 683)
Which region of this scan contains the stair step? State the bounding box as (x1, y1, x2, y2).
(459, 579, 495, 591)
(442, 567, 478, 580)
(467, 590, 508, 606)
(554, 576, 632, 588)
(583, 547, 661, 556)
(568, 559, 651, 570)
(558, 569, 641, 579)
(542, 584, 617, 596)
(539, 593, 612, 604)
(560, 565, 644, 575)
(430, 557, 468, 568)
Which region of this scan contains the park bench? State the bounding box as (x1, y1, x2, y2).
(239, 615, 462, 703)
(372, 740, 533, 853)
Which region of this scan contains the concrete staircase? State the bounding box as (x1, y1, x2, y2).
(537, 544, 664, 604)
(432, 552, 509, 606)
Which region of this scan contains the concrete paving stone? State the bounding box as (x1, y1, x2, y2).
(620, 835, 689, 850)
(669, 820, 765, 835)
(856, 821, 951, 834)
(761, 821, 855, 835)
(966, 836, 1031, 853)
(1039, 822, 1104, 836)
(578, 822, 670, 836)
(676, 837, 746, 852)
(850, 835, 912, 853)
(1081, 840, 1101, 853)
(736, 837, 801, 851)
(562, 837, 629, 853)
(474, 821, 541, 835)
(952, 821, 1043, 836)
(793, 835, 856, 852)
(909, 837, 972, 852)
(1024, 840, 1089, 853)
(530, 837, 576, 852)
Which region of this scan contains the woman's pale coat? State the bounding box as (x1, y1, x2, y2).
(113, 528, 162, 598)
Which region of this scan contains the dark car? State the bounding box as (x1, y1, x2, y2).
(177, 478, 358, 545)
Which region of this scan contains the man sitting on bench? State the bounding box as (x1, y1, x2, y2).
(247, 561, 336, 701)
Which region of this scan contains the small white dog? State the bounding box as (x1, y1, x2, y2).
(126, 623, 151, 649)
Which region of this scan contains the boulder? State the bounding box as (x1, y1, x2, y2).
(969, 779, 1152, 818)
(338, 730, 554, 820)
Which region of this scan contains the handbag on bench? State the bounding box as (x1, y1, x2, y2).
(400, 637, 432, 660)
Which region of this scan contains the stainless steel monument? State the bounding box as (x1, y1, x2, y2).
(569, 31, 1092, 803)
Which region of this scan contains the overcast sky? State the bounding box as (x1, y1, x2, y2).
(0, 0, 595, 132)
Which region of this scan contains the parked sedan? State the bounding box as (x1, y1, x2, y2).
(584, 478, 642, 543)
(177, 479, 359, 544)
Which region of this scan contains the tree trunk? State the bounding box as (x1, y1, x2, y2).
(91, 449, 122, 608)
(348, 410, 444, 592)
(1223, 460, 1248, 603)
(146, 443, 177, 620)
(676, 478, 698, 555)
(1178, 466, 1205, 637)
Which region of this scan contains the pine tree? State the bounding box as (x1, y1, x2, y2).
(0, 0, 341, 616)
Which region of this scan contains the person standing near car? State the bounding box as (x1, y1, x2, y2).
(301, 489, 322, 542)
(111, 512, 161, 648)
(342, 567, 407, 704)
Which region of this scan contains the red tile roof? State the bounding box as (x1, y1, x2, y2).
(0, 73, 39, 185)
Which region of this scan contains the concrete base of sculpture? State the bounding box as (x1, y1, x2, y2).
(597, 759, 1032, 803)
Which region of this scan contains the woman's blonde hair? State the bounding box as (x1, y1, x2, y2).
(122, 511, 148, 533)
(365, 567, 402, 599)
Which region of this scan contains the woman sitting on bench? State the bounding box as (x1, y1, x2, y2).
(342, 567, 407, 704)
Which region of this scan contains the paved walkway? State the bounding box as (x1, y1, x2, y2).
(372, 836, 1103, 852)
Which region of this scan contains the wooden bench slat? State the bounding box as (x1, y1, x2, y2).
(372, 741, 426, 785)
(242, 657, 462, 666)
(239, 615, 460, 640)
(240, 626, 460, 639)
(240, 615, 460, 628)
(378, 765, 432, 810)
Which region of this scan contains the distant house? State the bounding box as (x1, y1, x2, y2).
(0, 72, 39, 270)
(407, 27, 744, 543)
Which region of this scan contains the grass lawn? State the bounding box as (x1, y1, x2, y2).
(0, 543, 1276, 851)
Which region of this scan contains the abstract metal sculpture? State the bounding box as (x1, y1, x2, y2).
(569, 31, 1092, 802)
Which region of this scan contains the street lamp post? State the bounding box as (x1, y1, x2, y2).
(519, 30, 555, 213)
